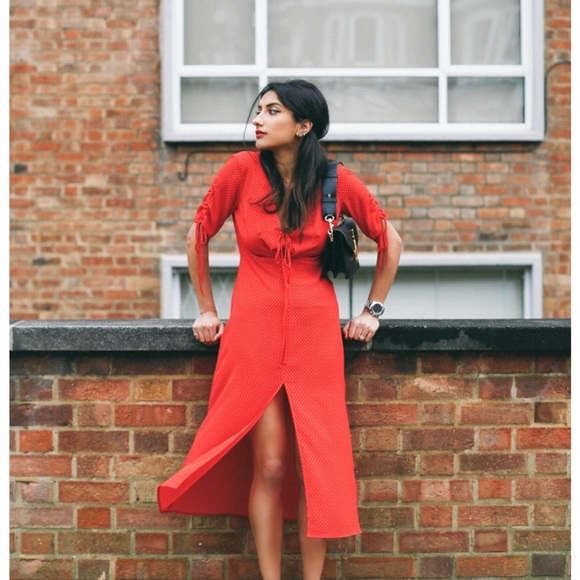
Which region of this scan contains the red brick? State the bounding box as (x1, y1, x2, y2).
(355, 453, 415, 477)
(478, 478, 512, 500)
(19, 377, 54, 401)
(225, 557, 263, 579)
(77, 560, 111, 579)
(421, 403, 455, 425)
(535, 452, 568, 474)
(58, 378, 130, 401)
(516, 376, 570, 398)
(348, 403, 418, 426)
(135, 378, 171, 401)
(535, 355, 569, 373)
(534, 401, 568, 423)
(404, 480, 469, 503)
(459, 354, 532, 374)
(173, 532, 245, 554)
(361, 377, 398, 400)
(360, 532, 394, 553)
(516, 427, 570, 449)
(20, 532, 54, 555)
(458, 505, 528, 527)
(59, 482, 129, 504)
(363, 479, 398, 503)
(533, 503, 567, 526)
(531, 554, 567, 577)
(362, 428, 398, 451)
(10, 559, 73, 580)
(474, 530, 508, 552)
(342, 556, 414, 579)
(400, 377, 473, 400)
(399, 531, 469, 553)
(135, 532, 170, 554)
(10, 404, 73, 427)
(114, 404, 186, 426)
(420, 454, 454, 476)
(77, 507, 111, 529)
(402, 429, 474, 451)
(77, 403, 113, 427)
(58, 430, 129, 452)
(516, 478, 570, 500)
(513, 530, 570, 551)
(477, 428, 512, 450)
(346, 352, 416, 376)
(359, 507, 414, 529)
(115, 507, 189, 530)
(460, 403, 532, 425)
(58, 532, 130, 554)
(111, 354, 189, 376)
(418, 556, 453, 579)
(19, 480, 54, 503)
(459, 453, 527, 474)
(456, 555, 528, 577)
(76, 455, 110, 478)
(420, 505, 453, 528)
(11, 507, 74, 529)
(135, 431, 170, 453)
(173, 378, 212, 401)
(19, 430, 53, 452)
(11, 455, 71, 477)
(419, 353, 456, 374)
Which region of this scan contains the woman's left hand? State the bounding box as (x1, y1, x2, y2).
(343, 311, 380, 342)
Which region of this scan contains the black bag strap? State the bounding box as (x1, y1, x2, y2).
(322, 160, 339, 221)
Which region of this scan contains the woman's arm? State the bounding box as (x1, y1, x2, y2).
(343, 220, 402, 342)
(187, 222, 225, 343)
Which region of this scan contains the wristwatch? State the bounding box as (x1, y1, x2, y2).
(365, 300, 385, 318)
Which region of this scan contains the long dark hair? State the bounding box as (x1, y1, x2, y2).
(246, 79, 330, 232)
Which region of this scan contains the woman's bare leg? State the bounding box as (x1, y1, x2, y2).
(295, 444, 327, 580)
(249, 390, 288, 580)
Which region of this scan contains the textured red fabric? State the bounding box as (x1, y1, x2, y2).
(158, 151, 387, 538)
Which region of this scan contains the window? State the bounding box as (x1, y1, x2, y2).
(161, 0, 544, 142)
(161, 253, 542, 320)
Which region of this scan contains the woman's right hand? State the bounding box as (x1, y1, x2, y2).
(192, 311, 225, 344)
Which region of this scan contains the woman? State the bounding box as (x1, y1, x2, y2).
(158, 80, 402, 580)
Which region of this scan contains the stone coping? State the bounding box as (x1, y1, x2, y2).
(9, 319, 571, 353)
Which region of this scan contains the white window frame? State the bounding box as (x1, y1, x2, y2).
(161, 0, 545, 142)
(160, 252, 543, 319)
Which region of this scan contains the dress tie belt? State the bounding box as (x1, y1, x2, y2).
(275, 234, 292, 365)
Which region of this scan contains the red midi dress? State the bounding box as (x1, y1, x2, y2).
(158, 151, 388, 538)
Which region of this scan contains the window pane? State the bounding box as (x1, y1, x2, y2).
(184, 0, 254, 65)
(297, 77, 438, 123)
(180, 270, 237, 319)
(436, 269, 523, 318)
(354, 268, 524, 319)
(181, 78, 259, 123)
(269, 0, 437, 68)
(451, 0, 521, 65)
(448, 77, 524, 123)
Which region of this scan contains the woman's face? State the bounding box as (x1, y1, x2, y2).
(252, 90, 309, 151)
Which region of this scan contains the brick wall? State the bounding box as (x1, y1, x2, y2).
(9, 321, 571, 579)
(9, 1, 571, 319)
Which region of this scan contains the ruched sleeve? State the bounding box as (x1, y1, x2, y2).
(336, 164, 389, 269)
(193, 152, 248, 288)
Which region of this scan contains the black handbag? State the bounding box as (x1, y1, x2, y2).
(321, 161, 360, 279)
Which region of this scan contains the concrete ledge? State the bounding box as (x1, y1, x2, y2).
(9, 319, 571, 353)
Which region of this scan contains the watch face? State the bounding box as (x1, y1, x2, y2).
(371, 304, 383, 314)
